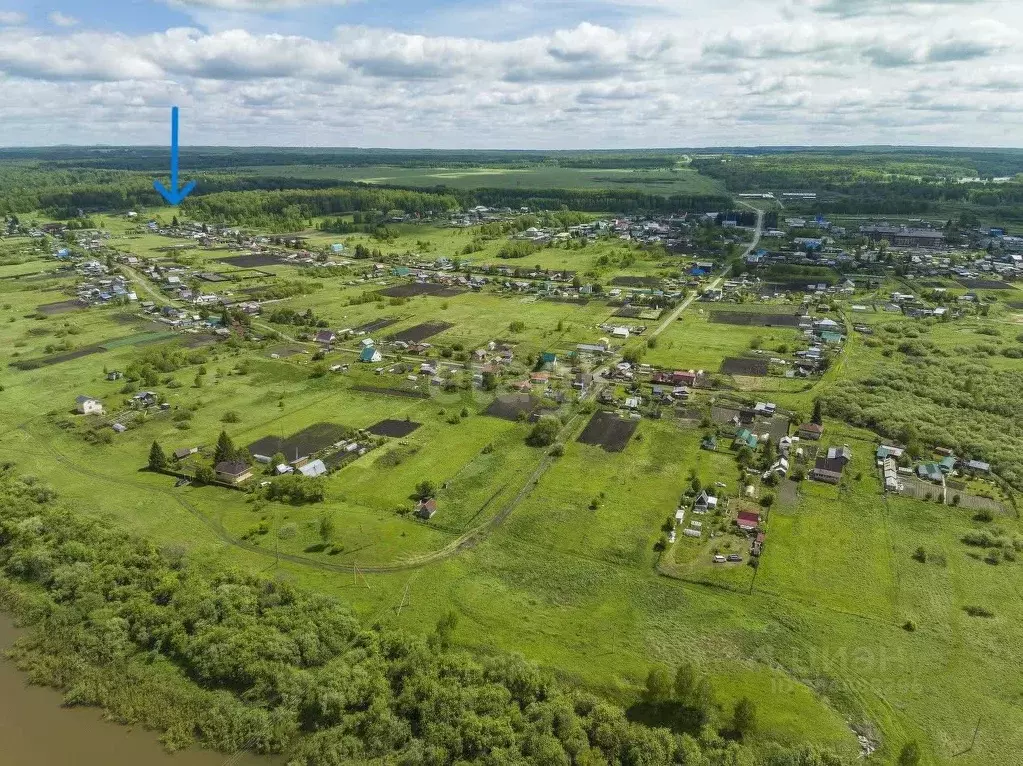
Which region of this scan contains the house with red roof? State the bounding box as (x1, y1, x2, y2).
(736, 510, 760, 532)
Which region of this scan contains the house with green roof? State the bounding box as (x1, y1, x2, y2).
(917, 462, 943, 483)
(733, 428, 758, 450)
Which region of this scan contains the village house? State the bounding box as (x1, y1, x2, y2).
(298, 459, 328, 478)
(132, 391, 159, 409)
(215, 460, 254, 485)
(315, 330, 336, 346)
(876, 444, 905, 461)
(733, 428, 759, 450)
(736, 510, 760, 532)
(360, 346, 382, 363)
(418, 498, 438, 519)
(811, 446, 852, 484)
(75, 395, 104, 415)
(798, 422, 824, 440)
(573, 372, 593, 392)
(962, 459, 991, 474)
(693, 490, 718, 514)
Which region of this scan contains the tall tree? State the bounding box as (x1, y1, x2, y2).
(148, 441, 167, 472)
(644, 665, 672, 704)
(318, 513, 336, 544)
(214, 430, 235, 465)
(674, 661, 697, 704)
(732, 697, 758, 740)
(692, 677, 716, 725)
(811, 398, 824, 426)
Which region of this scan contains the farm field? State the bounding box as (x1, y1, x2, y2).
(234, 164, 729, 196)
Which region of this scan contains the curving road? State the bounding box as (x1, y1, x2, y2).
(651, 204, 765, 338)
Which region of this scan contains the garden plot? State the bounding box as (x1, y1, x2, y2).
(721, 357, 769, 376)
(898, 477, 1009, 514)
(379, 283, 465, 298)
(222, 253, 286, 268)
(611, 276, 661, 288)
(354, 385, 430, 399)
(711, 311, 802, 328)
(247, 422, 352, 460)
(179, 334, 220, 349)
(485, 394, 549, 422)
(354, 318, 399, 334)
(614, 306, 662, 320)
(267, 345, 307, 358)
(576, 411, 639, 452)
(957, 279, 1012, 290)
(389, 321, 454, 343)
(36, 300, 87, 315)
(367, 419, 422, 437)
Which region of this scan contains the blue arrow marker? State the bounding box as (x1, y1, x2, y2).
(153, 106, 196, 206)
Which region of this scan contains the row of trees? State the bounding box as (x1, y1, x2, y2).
(181, 187, 460, 228)
(0, 468, 861, 766)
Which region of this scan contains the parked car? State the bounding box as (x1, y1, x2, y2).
(712, 555, 726, 563)
(727, 554, 743, 562)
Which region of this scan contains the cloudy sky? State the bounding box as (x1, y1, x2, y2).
(0, 0, 1018, 147)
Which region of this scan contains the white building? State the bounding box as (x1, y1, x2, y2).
(75, 395, 104, 415)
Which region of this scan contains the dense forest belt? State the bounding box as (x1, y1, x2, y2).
(0, 167, 731, 219)
(0, 469, 855, 765)
(181, 185, 732, 224)
(0, 147, 691, 170)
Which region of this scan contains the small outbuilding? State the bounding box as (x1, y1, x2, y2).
(75, 395, 104, 415)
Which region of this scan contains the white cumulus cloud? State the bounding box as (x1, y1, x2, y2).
(47, 11, 79, 27)
(0, 0, 1018, 147)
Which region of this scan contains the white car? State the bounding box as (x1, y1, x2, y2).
(712, 555, 726, 564)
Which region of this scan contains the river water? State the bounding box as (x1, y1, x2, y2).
(0, 615, 268, 766)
